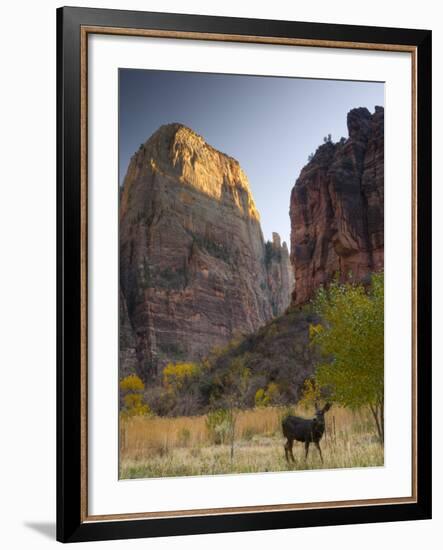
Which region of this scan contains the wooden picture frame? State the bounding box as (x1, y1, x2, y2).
(57, 6, 432, 543)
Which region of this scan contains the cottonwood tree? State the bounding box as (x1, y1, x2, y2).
(309, 272, 384, 443)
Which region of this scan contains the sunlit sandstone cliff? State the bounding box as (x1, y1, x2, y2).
(290, 107, 384, 305)
(119, 124, 292, 378)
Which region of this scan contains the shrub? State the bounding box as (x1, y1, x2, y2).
(255, 388, 269, 407)
(205, 409, 231, 444)
(119, 374, 151, 417)
(266, 382, 280, 402)
(122, 393, 151, 417)
(163, 362, 201, 392)
(255, 382, 280, 407)
(120, 373, 145, 392)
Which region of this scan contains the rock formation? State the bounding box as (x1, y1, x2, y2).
(119, 124, 292, 379)
(119, 288, 139, 377)
(290, 106, 384, 305)
(265, 233, 294, 315)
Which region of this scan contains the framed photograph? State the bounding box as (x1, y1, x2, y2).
(57, 6, 432, 543)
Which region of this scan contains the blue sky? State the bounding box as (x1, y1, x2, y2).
(119, 69, 384, 248)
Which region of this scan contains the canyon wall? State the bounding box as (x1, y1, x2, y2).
(290, 106, 384, 305)
(265, 232, 294, 316)
(119, 124, 292, 379)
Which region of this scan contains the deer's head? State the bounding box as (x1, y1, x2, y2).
(313, 402, 332, 426)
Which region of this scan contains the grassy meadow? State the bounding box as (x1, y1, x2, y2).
(119, 406, 384, 479)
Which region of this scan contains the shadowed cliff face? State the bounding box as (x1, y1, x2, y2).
(265, 232, 294, 316)
(119, 124, 292, 379)
(290, 106, 384, 305)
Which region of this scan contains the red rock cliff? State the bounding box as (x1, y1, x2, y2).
(290, 106, 384, 305)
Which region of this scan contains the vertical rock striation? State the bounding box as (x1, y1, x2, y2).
(290, 106, 384, 305)
(119, 124, 292, 379)
(119, 288, 138, 377)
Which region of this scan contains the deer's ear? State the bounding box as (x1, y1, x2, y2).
(323, 403, 332, 413)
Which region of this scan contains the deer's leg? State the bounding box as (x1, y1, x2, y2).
(284, 439, 290, 462)
(289, 440, 295, 462)
(315, 441, 323, 463)
(304, 441, 310, 460)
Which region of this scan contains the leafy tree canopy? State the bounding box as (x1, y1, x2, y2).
(309, 272, 384, 440)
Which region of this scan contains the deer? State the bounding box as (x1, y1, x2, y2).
(282, 403, 332, 463)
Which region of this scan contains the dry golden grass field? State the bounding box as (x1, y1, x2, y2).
(119, 406, 384, 479)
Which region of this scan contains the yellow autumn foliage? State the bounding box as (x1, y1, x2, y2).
(120, 373, 145, 392)
(255, 382, 280, 407)
(163, 362, 201, 391)
(120, 374, 151, 418)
